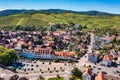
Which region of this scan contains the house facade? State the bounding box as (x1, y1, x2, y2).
(88, 53, 98, 63)
(21, 47, 54, 59)
(82, 68, 93, 80)
(100, 54, 112, 67)
(34, 47, 54, 59)
(20, 46, 76, 60)
(54, 51, 76, 61)
(21, 50, 35, 58)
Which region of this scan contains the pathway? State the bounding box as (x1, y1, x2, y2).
(16, 18, 24, 25)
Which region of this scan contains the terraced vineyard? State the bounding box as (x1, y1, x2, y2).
(0, 12, 120, 30)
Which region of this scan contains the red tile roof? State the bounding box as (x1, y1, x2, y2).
(118, 51, 120, 55)
(103, 54, 112, 61)
(54, 51, 73, 57)
(34, 47, 53, 54)
(83, 68, 92, 76)
(95, 72, 106, 80)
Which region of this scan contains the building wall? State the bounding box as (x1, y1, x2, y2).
(21, 51, 76, 60)
(88, 55, 97, 63)
(35, 54, 55, 59)
(100, 60, 112, 66)
(83, 74, 92, 80)
(21, 51, 35, 58)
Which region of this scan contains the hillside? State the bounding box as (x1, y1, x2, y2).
(0, 9, 119, 17)
(0, 9, 120, 30)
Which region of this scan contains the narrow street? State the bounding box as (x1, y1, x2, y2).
(76, 33, 95, 67)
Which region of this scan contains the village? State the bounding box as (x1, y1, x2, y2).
(0, 23, 120, 80)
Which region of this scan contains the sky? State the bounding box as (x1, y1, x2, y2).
(0, 0, 120, 14)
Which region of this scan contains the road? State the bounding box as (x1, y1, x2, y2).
(0, 62, 73, 80)
(1, 70, 71, 80)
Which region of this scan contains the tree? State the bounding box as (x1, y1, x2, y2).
(54, 67, 56, 71)
(21, 44, 28, 49)
(9, 74, 19, 80)
(69, 76, 77, 80)
(110, 38, 117, 44)
(48, 77, 63, 80)
(55, 24, 62, 29)
(68, 44, 73, 51)
(52, 37, 57, 42)
(15, 25, 21, 30)
(100, 46, 110, 53)
(71, 67, 83, 79)
(69, 22, 75, 27)
(57, 74, 61, 78)
(0, 46, 18, 66)
(19, 77, 29, 80)
(37, 75, 45, 80)
(0, 77, 4, 80)
(48, 68, 50, 71)
(60, 67, 62, 70)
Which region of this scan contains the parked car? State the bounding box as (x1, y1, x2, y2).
(102, 71, 107, 74)
(98, 68, 101, 70)
(93, 66, 96, 68)
(112, 70, 119, 74)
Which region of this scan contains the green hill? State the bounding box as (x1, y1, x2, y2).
(0, 10, 120, 30)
